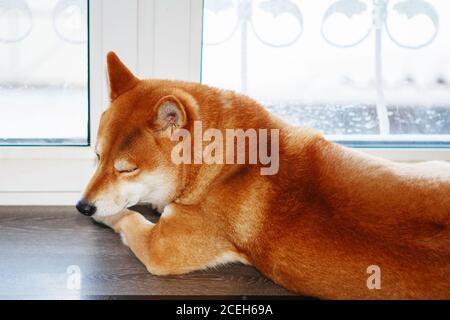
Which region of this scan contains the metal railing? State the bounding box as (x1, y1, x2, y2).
(204, 0, 440, 135)
(0, 0, 87, 44)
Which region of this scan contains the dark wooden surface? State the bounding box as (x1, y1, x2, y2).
(0, 206, 295, 299)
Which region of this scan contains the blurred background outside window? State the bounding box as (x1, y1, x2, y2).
(0, 0, 88, 146)
(202, 0, 450, 147)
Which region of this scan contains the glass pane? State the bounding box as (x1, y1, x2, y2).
(201, 0, 450, 147)
(0, 0, 88, 146)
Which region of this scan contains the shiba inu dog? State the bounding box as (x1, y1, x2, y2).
(76, 52, 450, 299)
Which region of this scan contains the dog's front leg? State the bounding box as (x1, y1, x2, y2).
(112, 205, 243, 275)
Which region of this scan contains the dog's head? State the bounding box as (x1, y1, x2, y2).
(76, 52, 196, 217)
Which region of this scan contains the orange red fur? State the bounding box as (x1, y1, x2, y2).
(80, 52, 450, 299)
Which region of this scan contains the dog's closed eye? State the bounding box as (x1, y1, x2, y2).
(114, 160, 138, 174)
(118, 167, 138, 174)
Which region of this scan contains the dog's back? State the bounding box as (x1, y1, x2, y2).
(245, 129, 450, 298)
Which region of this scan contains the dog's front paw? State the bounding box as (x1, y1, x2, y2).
(151, 203, 165, 214)
(119, 232, 129, 247)
(92, 209, 134, 231)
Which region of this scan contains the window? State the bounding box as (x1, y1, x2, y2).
(0, 0, 448, 206)
(0, 0, 89, 146)
(201, 0, 450, 147)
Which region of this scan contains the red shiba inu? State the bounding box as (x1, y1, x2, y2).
(76, 52, 450, 299)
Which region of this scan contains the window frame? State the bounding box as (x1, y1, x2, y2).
(0, 0, 447, 206)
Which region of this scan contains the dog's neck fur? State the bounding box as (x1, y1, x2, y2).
(166, 87, 320, 207)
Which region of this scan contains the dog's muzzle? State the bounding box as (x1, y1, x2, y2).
(76, 199, 97, 216)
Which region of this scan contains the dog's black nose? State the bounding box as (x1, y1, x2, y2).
(76, 199, 97, 216)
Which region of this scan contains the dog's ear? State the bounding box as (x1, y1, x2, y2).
(106, 51, 139, 101)
(151, 95, 188, 134)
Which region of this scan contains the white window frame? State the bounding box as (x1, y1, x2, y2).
(0, 0, 448, 205)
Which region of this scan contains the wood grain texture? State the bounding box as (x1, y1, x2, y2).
(0, 206, 297, 299)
